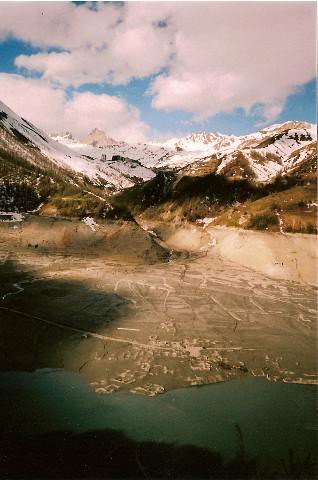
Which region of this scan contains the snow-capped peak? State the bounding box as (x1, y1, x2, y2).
(156, 130, 241, 153)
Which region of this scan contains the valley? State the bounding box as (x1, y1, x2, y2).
(0, 2, 316, 477)
(0, 98, 316, 396)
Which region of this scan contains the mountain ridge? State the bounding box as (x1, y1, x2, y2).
(1, 98, 316, 188)
(0, 98, 316, 233)
(52, 120, 316, 181)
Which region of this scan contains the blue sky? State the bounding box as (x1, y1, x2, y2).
(0, 2, 316, 141)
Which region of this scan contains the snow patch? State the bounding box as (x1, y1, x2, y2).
(82, 217, 99, 232)
(0, 212, 24, 222)
(197, 217, 215, 229)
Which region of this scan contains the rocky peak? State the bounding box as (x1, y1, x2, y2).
(81, 129, 118, 147)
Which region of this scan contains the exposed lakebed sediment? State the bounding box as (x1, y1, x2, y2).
(0, 216, 316, 395)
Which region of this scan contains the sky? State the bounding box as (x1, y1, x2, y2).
(0, 1, 316, 143)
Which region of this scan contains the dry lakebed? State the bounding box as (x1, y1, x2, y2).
(0, 215, 316, 396)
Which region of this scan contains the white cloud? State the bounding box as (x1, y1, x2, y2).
(149, 2, 316, 121)
(0, 73, 148, 142)
(15, 22, 172, 88)
(0, 2, 316, 124)
(149, 71, 242, 120)
(5, 2, 173, 87)
(253, 99, 288, 126)
(15, 50, 109, 88)
(0, 2, 122, 50)
(63, 91, 149, 142)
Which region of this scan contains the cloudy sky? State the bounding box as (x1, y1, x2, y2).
(0, 1, 316, 142)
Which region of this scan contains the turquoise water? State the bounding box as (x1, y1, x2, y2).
(0, 370, 316, 465)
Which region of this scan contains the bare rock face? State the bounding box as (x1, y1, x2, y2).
(81, 128, 119, 147)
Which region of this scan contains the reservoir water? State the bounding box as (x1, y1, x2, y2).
(0, 369, 316, 475)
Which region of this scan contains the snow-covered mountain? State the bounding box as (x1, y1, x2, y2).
(0, 100, 156, 190)
(156, 131, 241, 153)
(214, 123, 317, 182)
(1, 98, 316, 232)
(51, 133, 172, 170)
(157, 122, 315, 154)
(0, 98, 316, 192)
(54, 121, 316, 182)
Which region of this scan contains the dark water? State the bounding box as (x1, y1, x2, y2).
(0, 369, 316, 467)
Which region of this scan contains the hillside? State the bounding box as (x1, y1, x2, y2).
(112, 142, 317, 234)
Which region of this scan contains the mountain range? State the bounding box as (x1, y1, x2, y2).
(0, 99, 316, 233)
(52, 120, 316, 183)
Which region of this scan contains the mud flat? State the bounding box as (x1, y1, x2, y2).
(0, 216, 316, 395)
